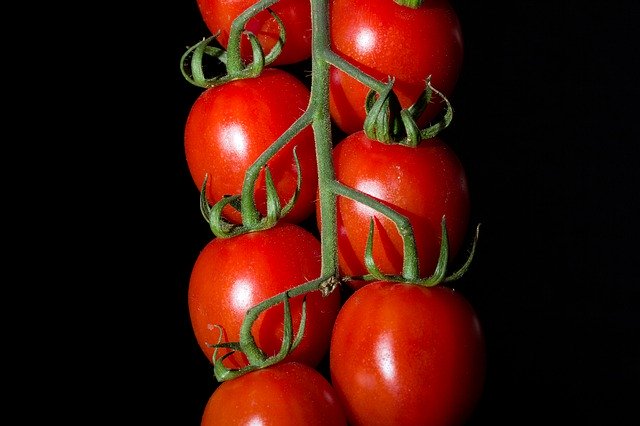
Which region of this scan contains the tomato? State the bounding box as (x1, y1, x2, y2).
(329, 0, 464, 134)
(184, 68, 317, 224)
(196, 0, 311, 66)
(200, 362, 347, 425)
(316, 131, 469, 286)
(188, 223, 341, 369)
(330, 282, 485, 425)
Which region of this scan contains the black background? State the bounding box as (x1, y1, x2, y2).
(51, 0, 639, 424)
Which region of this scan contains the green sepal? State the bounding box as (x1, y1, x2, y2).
(199, 174, 212, 223)
(363, 78, 403, 143)
(209, 195, 245, 238)
(180, 35, 227, 88)
(240, 31, 266, 78)
(444, 223, 481, 283)
(416, 216, 449, 287)
(393, 0, 424, 9)
(262, 9, 286, 65)
(419, 80, 453, 140)
(363, 218, 387, 280)
(399, 108, 421, 147)
(213, 351, 259, 382)
(263, 165, 281, 227)
(263, 293, 294, 367)
(290, 296, 307, 351)
(279, 147, 302, 218)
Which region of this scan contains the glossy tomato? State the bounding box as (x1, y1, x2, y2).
(330, 282, 486, 425)
(196, 0, 311, 66)
(329, 0, 464, 134)
(201, 362, 347, 425)
(188, 223, 341, 368)
(184, 68, 317, 224)
(317, 131, 469, 286)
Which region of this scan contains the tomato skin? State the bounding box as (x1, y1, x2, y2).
(317, 131, 469, 286)
(184, 68, 317, 224)
(329, 0, 464, 134)
(196, 0, 311, 65)
(188, 223, 341, 368)
(330, 282, 485, 426)
(201, 362, 347, 425)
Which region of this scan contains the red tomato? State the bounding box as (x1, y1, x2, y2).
(196, 0, 311, 66)
(188, 223, 341, 369)
(317, 131, 469, 286)
(184, 68, 317, 224)
(330, 282, 486, 425)
(329, 0, 464, 134)
(201, 362, 347, 425)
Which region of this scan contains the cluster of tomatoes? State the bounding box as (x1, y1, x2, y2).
(182, 0, 486, 424)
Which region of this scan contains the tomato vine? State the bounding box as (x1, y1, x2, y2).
(181, 0, 480, 389)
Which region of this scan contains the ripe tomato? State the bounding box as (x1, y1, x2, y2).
(330, 282, 486, 425)
(201, 362, 347, 425)
(195, 0, 311, 66)
(188, 223, 341, 369)
(184, 68, 317, 224)
(317, 131, 469, 286)
(329, 0, 464, 134)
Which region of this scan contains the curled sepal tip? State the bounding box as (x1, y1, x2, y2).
(263, 165, 281, 229)
(240, 31, 266, 78)
(444, 223, 481, 283)
(362, 218, 405, 283)
(418, 78, 453, 141)
(364, 218, 391, 280)
(262, 9, 286, 65)
(278, 147, 302, 218)
(199, 174, 212, 223)
(416, 215, 450, 287)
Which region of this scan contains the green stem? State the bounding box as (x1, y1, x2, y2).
(324, 51, 387, 93)
(330, 181, 419, 280)
(310, 0, 339, 277)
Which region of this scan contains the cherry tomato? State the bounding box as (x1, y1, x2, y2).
(188, 223, 341, 368)
(201, 362, 347, 425)
(317, 131, 470, 287)
(329, 0, 464, 134)
(196, 0, 311, 66)
(184, 68, 317, 224)
(330, 281, 486, 425)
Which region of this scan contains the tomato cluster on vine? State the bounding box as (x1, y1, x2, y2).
(181, 0, 486, 425)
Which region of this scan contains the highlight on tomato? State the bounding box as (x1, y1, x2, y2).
(184, 68, 318, 225)
(188, 223, 341, 369)
(329, 281, 486, 425)
(195, 0, 312, 66)
(329, 0, 464, 134)
(200, 361, 347, 425)
(316, 130, 470, 287)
